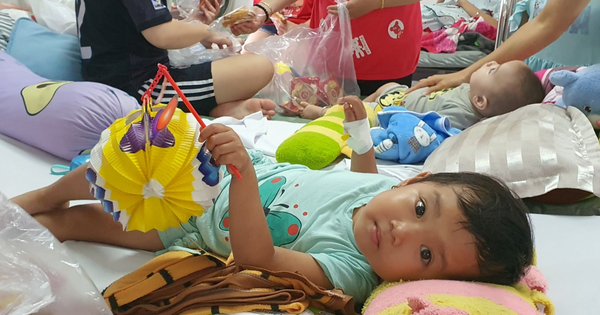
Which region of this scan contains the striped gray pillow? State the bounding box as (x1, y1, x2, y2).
(423, 104, 600, 199)
(0, 12, 15, 51)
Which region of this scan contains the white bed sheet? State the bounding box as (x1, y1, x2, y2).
(0, 117, 599, 314)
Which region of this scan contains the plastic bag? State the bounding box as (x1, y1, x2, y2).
(1, 0, 77, 36)
(168, 6, 249, 68)
(244, 0, 359, 115)
(0, 192, 112, 315)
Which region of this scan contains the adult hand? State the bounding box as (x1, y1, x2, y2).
(327, 0, 378, 19)
(230, 7, 264, 36)
(200, 30, 233, 49)
(197, 0, 221, 24)
(274, 20, 298, 35)
(408, 70, 470, 94)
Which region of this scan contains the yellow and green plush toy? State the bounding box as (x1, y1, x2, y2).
(275, 104, 376, 170)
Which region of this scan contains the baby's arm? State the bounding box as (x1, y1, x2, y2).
(199, 124, 333, 289)
(457, 0, 498, 28)
(141, 19, 232, 50)
(339, 96, 377, 174)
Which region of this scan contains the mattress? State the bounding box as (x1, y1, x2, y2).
(0, 115, 599, 315)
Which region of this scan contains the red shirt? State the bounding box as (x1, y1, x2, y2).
(309, 0, 421, 80)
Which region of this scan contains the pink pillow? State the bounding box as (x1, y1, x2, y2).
(363, 266, 554, 315)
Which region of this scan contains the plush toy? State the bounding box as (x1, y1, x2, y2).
(371, 106, 461, 164)
(363, 266, 554, 315)
(550, 63, 600, 130)
(275, 103, 376, 170)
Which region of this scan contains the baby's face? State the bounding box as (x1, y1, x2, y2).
(470, 60, 527, 100)
(352, 181, 480, 282)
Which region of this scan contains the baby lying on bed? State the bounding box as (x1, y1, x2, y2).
(301, 60, 546, 130)
(12, 97, 534, 304)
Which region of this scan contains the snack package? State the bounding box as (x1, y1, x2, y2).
(221, 6, 256, 27)
(244, 1, 359, 116)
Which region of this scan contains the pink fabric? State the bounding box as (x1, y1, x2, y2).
(421, 17, 497, 53)
(538, 66, 585, 104)
(518, 266, 548, 294)
(407, 297, 469, 315)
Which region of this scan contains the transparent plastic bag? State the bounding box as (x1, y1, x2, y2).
(2, 0, 77, 35)
(168, 6, 249, 68)
(244, 0, 359, 115)
(0, 192, 112, 315)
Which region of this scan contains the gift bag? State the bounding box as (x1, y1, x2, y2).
(244, 0, 359, 115)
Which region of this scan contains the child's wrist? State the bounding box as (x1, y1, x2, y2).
(343, 118, 373, 155)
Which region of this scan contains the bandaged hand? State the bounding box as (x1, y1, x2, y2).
(340, 96, 373, 155)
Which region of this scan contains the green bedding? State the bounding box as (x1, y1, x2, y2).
(525, 196, 600, 216)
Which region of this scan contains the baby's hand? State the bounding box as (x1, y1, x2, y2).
(338, 96, 373, 155)
(340, 95, 367, 123)
(198, 124, 252, 175)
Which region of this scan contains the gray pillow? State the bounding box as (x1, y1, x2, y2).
(423, 104, 600, 200)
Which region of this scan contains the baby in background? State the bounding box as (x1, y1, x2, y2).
(300, 60, 546, 130)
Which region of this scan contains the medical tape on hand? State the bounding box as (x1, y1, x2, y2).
(343, 118, 373, 155)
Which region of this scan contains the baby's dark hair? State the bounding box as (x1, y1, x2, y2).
(415, 172, 534, 285)
(486, 65, 546, 117)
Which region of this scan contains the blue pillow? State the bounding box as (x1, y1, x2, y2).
(6, 18, 83, 81)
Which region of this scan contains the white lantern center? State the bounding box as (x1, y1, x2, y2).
(143, 179, 165, 199)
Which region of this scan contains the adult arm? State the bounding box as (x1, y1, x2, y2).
(409, 0, 591, 94)
(230, 0, 299, 35)
(142, 19, 232, 49)
(457, 0, 498, 28)
(200, 124, 333, 289)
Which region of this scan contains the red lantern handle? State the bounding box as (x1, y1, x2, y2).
(142, 64, 242, 179)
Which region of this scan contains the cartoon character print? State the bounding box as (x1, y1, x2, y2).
(21, 81, 72, 115)
(377, 90, 409, 112)
(219, 176, 302, 246)
(427, 88, 453, 101)
(388, 19, 405, 39)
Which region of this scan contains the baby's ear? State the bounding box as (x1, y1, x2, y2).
(397, 172, 432, 187)
(472, 95, 489, 114)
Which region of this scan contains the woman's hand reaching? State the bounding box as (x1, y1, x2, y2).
(230, 6, 265, 36)
(407, 70, 470, 94)
(197, 0, 221, 24)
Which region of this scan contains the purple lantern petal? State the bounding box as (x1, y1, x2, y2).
(119, 121, 147, 153)
(151, 128, 176, 148)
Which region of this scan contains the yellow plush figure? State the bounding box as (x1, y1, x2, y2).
(276, 103, 376, 170)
